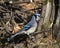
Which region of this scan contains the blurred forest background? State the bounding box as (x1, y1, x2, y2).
(0, 0, 60, 48)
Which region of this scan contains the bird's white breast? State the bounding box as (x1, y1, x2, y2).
(25, 21, 37, 35)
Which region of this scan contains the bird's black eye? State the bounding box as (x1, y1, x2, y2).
(38, 9, 42, 14)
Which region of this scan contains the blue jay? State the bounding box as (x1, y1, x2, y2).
(7, 13, 42, 41)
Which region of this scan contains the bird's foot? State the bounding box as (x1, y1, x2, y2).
(7, 38, 11, 42)
(29, 35, 36, 43)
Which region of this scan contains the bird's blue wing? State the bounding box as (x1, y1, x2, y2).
(21, 25, 32, 31)
(21, 15, 36, 31)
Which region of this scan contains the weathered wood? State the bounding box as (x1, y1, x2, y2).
(44, 0, 52, 24)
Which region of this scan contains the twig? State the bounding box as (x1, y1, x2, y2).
(0, 17, 12, 34)
(31, 28, 52, 36)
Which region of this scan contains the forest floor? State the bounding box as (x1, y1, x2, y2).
(0, 31, 60, 48)
(0, 2, 60, 48)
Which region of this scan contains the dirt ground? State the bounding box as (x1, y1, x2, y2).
(0, 1, 60, 48)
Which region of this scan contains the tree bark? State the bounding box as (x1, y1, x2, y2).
(30, 0, 33, 2)
(44, 0, 52, 24)
(52, 0, 59, 40)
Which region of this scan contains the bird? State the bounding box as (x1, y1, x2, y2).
(7, 12, 42, 41)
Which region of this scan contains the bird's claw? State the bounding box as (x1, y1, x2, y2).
(7, 38, 10, 42)
(29, 35, 35, 42)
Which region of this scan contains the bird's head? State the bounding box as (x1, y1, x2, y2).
(33, 8, 43, 21)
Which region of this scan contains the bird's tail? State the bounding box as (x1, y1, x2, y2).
(7, 31, 26, 41)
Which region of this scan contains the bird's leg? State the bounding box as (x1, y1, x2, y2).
(28, 34, 35, 43)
